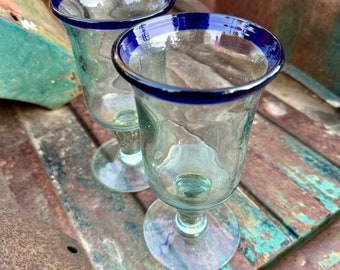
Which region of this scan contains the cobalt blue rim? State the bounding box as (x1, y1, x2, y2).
(112, 12, 285, 104)
(49, 0, 176, 30)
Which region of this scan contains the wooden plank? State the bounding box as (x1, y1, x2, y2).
(5, 80, 337, 269)
(247, 113, 339, 213)
(16, 97, 296, 269)
(0, 168, 92, 270)
(264, 74, 339, 129)
(258, 90, 340, 167)
(275, 218, 340, 270)
(226, 189, 292, 269)
(16, 101, 163, 269)
(0, 203, 92, 270)
(174, 0, 210, 12)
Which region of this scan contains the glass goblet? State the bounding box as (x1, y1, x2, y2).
(113, 12, 284, 269)
(50, 0, 175, 192)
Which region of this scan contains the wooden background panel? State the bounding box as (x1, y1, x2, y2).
(175, 0, 340, 97)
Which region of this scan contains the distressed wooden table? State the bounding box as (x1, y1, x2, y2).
(0, 71, 339, 269)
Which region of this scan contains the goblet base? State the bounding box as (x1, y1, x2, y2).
(143, 199, 240, 270)
(91, 138, 149, 192)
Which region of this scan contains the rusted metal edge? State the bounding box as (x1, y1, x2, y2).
(0, 169, 93, 270)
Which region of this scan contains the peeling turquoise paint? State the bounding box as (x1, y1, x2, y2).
(124, 221, 138, 238)
(275, 164, 339, 213)
(294, 213, 316, 226)
(243, 246, 256, 265)
(221, 264, 233, 270)
(318, 251, 340, 268)
(291, 166, 340, 213)
(281, 137, 340, 181)
(229, 192, 291, 266)
(315, 194, 339, 213)
(292, 167, 340, 199)
(267, 135, 340, 213)
(221, 264, 232, 270)
(253, 220, 290, 257)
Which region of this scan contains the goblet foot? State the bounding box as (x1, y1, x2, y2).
(91, 138, 149, 192)
(143, 199, 240, 270)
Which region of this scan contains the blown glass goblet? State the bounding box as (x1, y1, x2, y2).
(50, 0, 175, 192)
(113, 12, 284, 269)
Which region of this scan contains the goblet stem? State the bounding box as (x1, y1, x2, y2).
(113, 129, 142, 167)
(175, 210, 207, 238)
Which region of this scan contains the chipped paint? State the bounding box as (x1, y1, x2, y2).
(263, 98, 287, 117)
(0, 4, 80, 109)
(293, 213, 316, 226)
(326, 99, 340, 108)
(317, 251, 340, 268)
(228, 191, 291, 267)
(221, 264, 233, 270)
(20, 17, 37, 31)
(285, 166, 339, 213)
(290, 143, 340, 181)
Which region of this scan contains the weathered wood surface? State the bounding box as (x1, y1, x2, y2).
(0, 72, 339, 269)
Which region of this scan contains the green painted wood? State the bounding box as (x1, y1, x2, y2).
(227, 189, 292, 268)
(242, 148, 330, 236)
(258, 90, 340, 167)
(248, 114, 340, 214)
(0, 0, 81, 109)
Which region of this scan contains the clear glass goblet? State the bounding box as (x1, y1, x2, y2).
(112, 12, 284, 269)
(49, 0, 175, 192)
